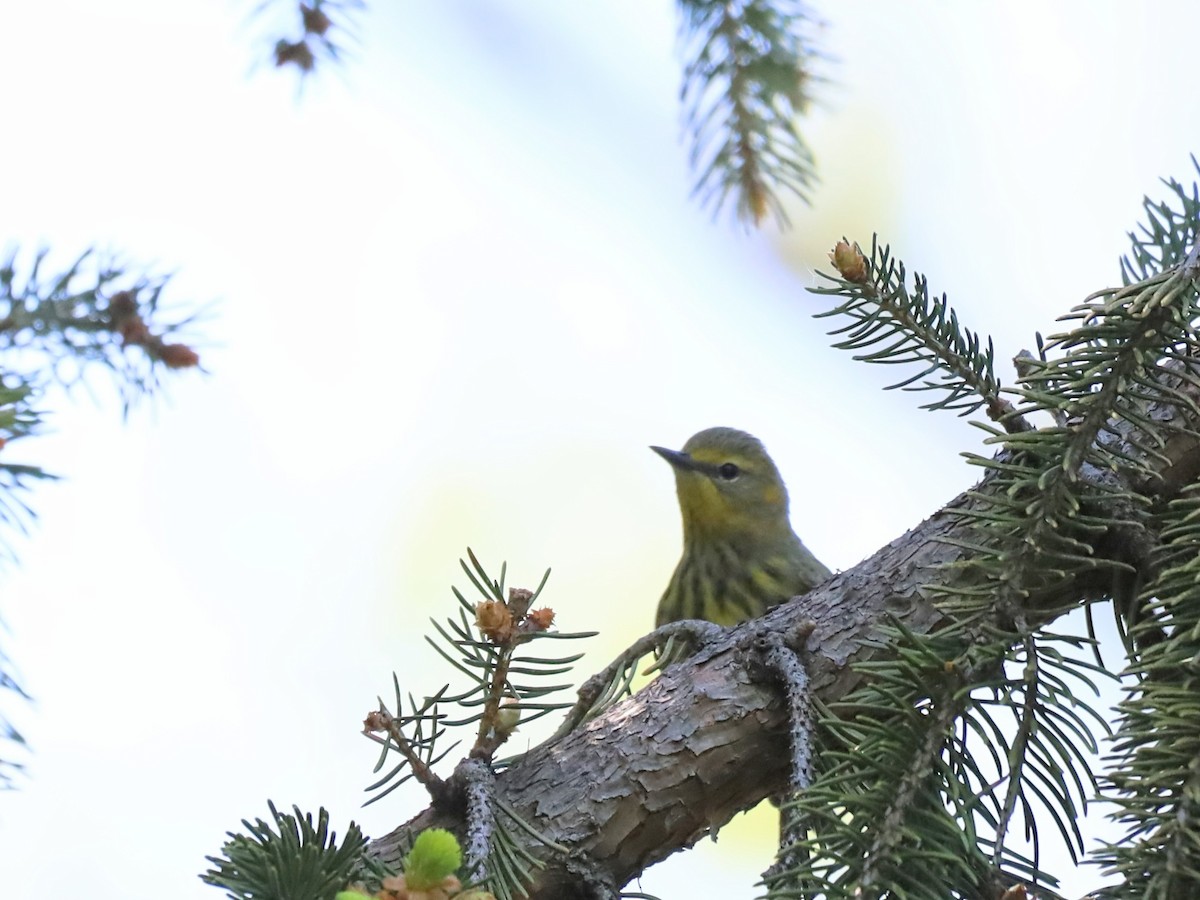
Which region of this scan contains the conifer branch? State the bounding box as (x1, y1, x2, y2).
(0, 248, 202, 783)
(255, 0, 365, 74)
(201, 803, 372, 900)
(359, 553, 589, 900)
(818, 238, 1027, 431)
(857, 685, 964, 894)
(679, 0, 821, 225)
(362, 685, 450, 803)
(0, 249, 202, 414)
(367, 169, 1200, 898)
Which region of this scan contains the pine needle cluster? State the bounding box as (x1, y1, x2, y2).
(204, 552, 591, 900)
(765, 166, 1200, 898)
(678, 0, 823, 225)
(0, 247, 201, 788)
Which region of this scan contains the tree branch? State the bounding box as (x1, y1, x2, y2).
(366, 363, 1200, 899)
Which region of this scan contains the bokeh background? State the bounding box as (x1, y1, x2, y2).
(1, 2, 1196, 897)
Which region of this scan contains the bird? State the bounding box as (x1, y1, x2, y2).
(652, 426, 831, 628)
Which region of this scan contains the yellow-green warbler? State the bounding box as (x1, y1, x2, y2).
(653, 427, 830, 628)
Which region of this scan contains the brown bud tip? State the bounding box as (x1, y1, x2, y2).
(475, 599, 514, 643)
(107, 290, 138, 320)
(301, 4, 332, 35)
(507, 586, 534, 618)
(526, 607, 555, 631)
(275, 39, 315, 71)
(363, 710, 391, 733)
(117, 317, 151, 345)
(749, 188, 768, 225)
(160, 343, 200, 369)
(830, 240, 869, 283)
(378, 874, 406, 898)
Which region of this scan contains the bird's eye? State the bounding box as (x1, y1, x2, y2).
(718, 462, 740, 480)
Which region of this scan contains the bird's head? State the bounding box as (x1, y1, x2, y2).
(651, 426, 791, 542)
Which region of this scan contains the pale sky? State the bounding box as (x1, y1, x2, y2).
(0, 2, 1196, 898)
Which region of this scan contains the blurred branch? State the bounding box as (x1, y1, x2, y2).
(679, 0, 824, 226)
(0, 245, 203, 784)
(0, 377, 55, 567)
(252, 0, 365, 74)
(0, 616, 32, 791)
(0, 247, 203, 411)
(253, 1, 827, 227)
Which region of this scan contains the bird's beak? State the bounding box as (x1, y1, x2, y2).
(650, 445, 699, 472)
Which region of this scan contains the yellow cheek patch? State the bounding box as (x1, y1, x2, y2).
(679, 476, 730, 528)
(761, 484, 784, 506)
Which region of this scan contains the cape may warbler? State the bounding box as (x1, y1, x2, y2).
(653, 427, 830, 627)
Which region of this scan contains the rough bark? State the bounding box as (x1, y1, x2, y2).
(368, 372, 1200, 899)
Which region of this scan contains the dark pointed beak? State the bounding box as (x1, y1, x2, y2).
(650, 445, 698, 471)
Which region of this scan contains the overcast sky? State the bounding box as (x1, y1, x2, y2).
(1, 2, 1196, 898)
